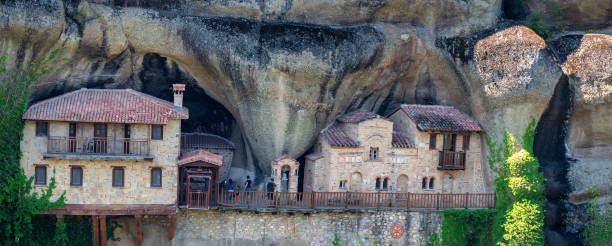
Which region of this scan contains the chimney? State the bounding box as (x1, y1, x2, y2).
(172, 84, 185, 109)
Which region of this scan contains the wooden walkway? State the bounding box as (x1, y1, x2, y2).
(216, 191, 495, 211)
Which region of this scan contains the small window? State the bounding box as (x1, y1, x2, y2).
(35, 166, 47, 185)
(383, 178, 389, 190)
(375, 178, 381, 190)
(429, 134, 437, 149)
(36, 121, 49, 136)
(294, 169, 298, 177)
(70, 167, 83, 186)
(151, 168, 162, 188)
(463, 134, 470, 151)
(112, 168, 124, 187)
(94, 123, 107, 137)
(370, 147, 379, 160)
(151, 125, 163, 140)
(339, 181, 346, 189)
(429, 178, 435, 190)
(422, 177, 427, 189)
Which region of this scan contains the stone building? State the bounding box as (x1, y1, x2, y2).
(180, 133, 235, 181)
(270, 155, 300, 192)
(304, 105, 485, 194)
(20, 84, 190, 245)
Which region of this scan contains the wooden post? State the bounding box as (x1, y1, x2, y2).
(436, 193, 440, 210)
(377, 191, 381, 209)
(493, 193, 497, 209)
(310, 192, 315, 209)
(406, 192, 410, 209)
(92, 216, 100, 246)
(465, 192, 469, 209)
(345, 192, 349, 209)
(99, 216, 107, 246)
(135, 215, 143, 246)
(168, 215, 175, 241)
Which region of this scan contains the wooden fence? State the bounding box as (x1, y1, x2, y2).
(218, 191, 495, 210)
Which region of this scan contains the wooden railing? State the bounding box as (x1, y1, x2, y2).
(47, 136, 150, 156)
(217, 191, 495, 210)
(438, 150, 466, 170)
(188, 191, 209, 209)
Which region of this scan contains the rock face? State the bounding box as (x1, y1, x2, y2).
(1, 0, 611, 244)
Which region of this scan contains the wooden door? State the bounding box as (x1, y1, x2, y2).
(187, 172, 211, 209)
(94, 123, 107, 153)
(123, 125, 130, 154)
(69, 123, 77, 152)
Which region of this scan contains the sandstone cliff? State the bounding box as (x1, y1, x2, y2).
(1, 0, 610, 244)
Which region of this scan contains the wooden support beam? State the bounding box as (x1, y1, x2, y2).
(168, 215, 175, 241)
(92, 216, 100, 246)
(56, 214, 63, 224)
(135, 215, 143, 246)
(99, 216, 107, 246)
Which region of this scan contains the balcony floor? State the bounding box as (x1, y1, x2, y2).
(43, 153, 154, 161)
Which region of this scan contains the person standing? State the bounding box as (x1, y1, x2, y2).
(267, 178, 276, 202)
(244, 176, 252, 191)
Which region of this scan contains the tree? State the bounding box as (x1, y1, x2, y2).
(0, 50, 68, 245)
(487, 119, 545, 246)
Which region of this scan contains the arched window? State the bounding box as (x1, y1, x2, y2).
(429, 178, 435, 190)
(375, 178, 381, 190)
(422, 177, 427, 189)
(383, 178, 389, 190)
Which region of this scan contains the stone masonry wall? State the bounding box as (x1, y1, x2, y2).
(109, 210, 442, 246)
(20, 119, 182, 204)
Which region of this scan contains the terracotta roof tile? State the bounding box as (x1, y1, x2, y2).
(337, 109, 381, 123)
(392, 132, 415, 148)
(178, 149, 223, 166)
(321, 123, 359, 147)
(22, 88, 189, 124)
(397, 104, 482, 132)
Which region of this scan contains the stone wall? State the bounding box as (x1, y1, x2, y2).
(109, 210, 442, 246)
(20, 119, 182, 204)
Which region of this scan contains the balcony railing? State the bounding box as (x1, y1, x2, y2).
(46, 136, 150, 157)
(438, 150, 466, 170)
(216, 191, 496, 210)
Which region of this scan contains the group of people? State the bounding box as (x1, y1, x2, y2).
(221, 176, 278, 197)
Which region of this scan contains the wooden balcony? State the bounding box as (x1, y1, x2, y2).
(438, 150, 466, 170)
(216, 191, 496, 211)
(44, 136, 153, 161)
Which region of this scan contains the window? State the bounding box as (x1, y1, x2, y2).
(375, 178, 381, 190)
(151, 168, 162, 188)
(339, 180, 346, 189)
(294, 169, 298, 177)
(94, 123, 107, 137)
(422, 177, 427, 189)
(463, 134, 470, 151)
(112, 167, 124, 187)
(35, 166, 47, 185)
(70, 167, 83, 186)
(429, 134, 437, 149)
(429, 178, 435, 190)
(370, 147, 379, 160)
(443, 134, 456, 151)
(383, 178, 389, 190)
(36, 121, 49, 136)
(151, 125, 163, 140)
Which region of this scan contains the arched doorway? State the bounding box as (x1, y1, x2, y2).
(281, 165, 291, 192)
(397, 174, 409, 192)
(350, 172, 363, 192)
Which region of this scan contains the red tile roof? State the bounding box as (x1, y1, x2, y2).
(23, 88, 188, 124)
(396, 104, 482, 132)
(181, 133, 235, 150)
(392, 132, 415, 148)
(178, 149, 223, 166)
(337, 109, 382, 123)
(321, 123, 359, 147)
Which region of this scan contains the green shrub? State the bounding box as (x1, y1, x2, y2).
(487, 119, 545, 246)
(583, 187, 612, 246)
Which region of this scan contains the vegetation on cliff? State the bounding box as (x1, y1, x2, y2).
(0, 51, 67, 245)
